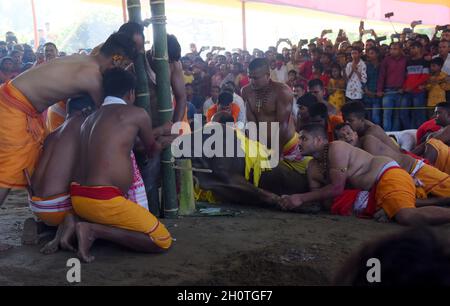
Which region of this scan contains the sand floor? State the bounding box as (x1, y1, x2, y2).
(2, 190, 450, 286)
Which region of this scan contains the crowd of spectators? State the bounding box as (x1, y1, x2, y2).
(1, 22, 449, 132)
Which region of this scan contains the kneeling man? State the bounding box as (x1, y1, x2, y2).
(71, 68, 174, 263)
(28, 96, 95, 252)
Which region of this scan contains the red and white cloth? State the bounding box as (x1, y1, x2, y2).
(127, 151, 149, 210)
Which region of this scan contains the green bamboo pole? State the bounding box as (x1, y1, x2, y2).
(150, 0, 178, 218)
(127, 0, 162, 215)
(127, 0, 151, 113)
(177, 159, 196, 215)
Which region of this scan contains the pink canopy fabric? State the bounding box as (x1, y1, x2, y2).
(250, 0, 450, 25)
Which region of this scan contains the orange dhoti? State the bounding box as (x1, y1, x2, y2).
(70, 183, 172, 250)
(361, 161, 416, 219)
(426, 138, 450, 175)
(29, 193, 73, 226)
(0, 81, 45, 189)
(46, 101, 66, 133)
(409, 159, 450, 198)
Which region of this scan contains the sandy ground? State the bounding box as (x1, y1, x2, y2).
(1, 190, 450, 286)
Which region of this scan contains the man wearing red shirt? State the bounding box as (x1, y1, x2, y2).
(416, 118, 441, 145)
(400, 41, 430, 130)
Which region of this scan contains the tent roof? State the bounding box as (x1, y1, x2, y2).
(250, 0, 449, 25)
(80, 0, 449, 26)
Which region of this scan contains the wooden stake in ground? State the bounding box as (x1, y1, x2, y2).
(150, 0, 178, 218)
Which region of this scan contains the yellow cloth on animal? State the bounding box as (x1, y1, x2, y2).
(235, 129, 272, 187)
(281, 157, 313, 175)
(194, 129, 273, 203)
(193, 184, 218, 204)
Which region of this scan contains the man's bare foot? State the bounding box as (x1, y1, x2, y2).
(0, 243, 12, 252)
(40, 238, 60, 255)
(75, 222, 96, 263)
(22, 218, 39, 245)
(60, 215, 77, 252)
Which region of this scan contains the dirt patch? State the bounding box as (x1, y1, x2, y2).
(1, 190, 450, 285)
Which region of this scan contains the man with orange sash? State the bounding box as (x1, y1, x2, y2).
(335, 123, 450, 200)
(71, 68, 174, 263)
(0, 32, 138, 207)
(279, 124, 450, 225)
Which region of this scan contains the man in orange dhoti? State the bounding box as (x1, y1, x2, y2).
(424, 138, 450, 175)
(335, 124, 450, 199)
(0, 81, 46, 194)
(71, 68, 174, 263)
(279, 124, 450, 225)
(0, 32, 138, 207)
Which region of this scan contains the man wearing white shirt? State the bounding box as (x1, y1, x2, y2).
(345, 47, 367, 102)
(434, 40, 450, 75)
(435, 40, 450, 102)
(222, 81, 246, 129)
(270, 54, 289, 83)
(202, 86, 220, 116)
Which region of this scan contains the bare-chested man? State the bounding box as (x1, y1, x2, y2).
(242, 58, 302, 162)
(279, 124, 450, 225)
(25, 96, 95, 253)
(70, 68, 174, 263)
(340, 101, 401, 152)
(412, 102, 450, 174)
(335, 123, 450, 200)
(0, 32, 137, 206)
(115, 23, 187, 124)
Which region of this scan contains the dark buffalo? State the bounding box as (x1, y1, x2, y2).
(175, 123, 311, 210)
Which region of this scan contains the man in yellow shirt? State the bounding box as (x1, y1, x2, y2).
(425, 57, 450, 117)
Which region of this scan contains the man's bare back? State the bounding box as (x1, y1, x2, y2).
(242, 81, 296, 148)
(12, 55, 103, 112)
(31, 114, 86, 197)
(78, 104, 157, 194)
(360, 135, 415, 172)
(361, 120, 401, 152)
(280, 140, 393, 210)
(326, 141, 393, 191)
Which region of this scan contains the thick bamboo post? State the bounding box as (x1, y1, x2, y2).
(127, 0, 151, 112)
(177, 159, 196, 215)
(127, 0, 163, 215)
(150, 0, 178, 218)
